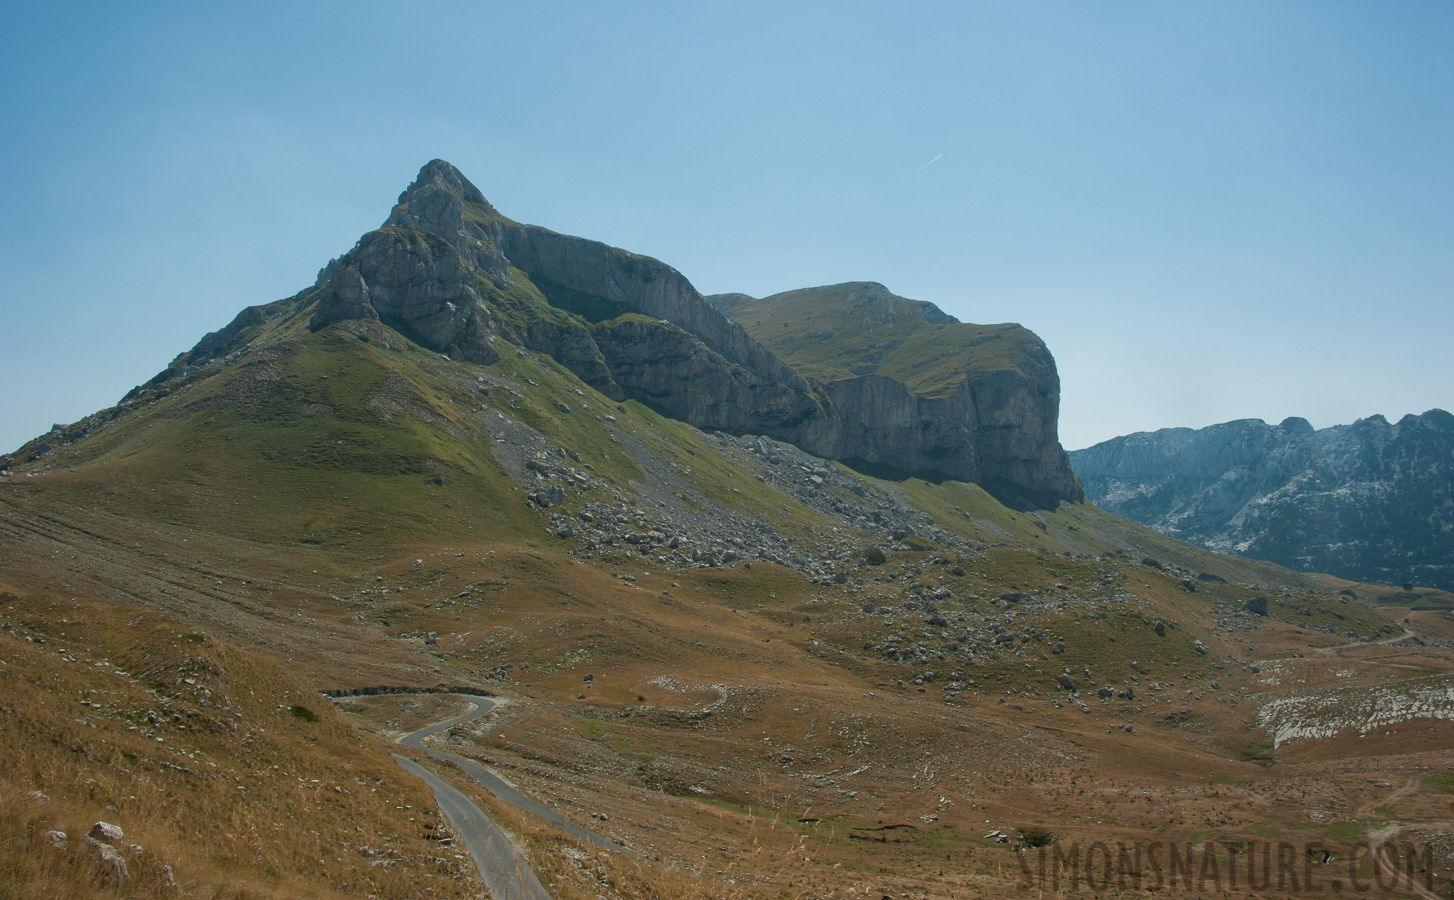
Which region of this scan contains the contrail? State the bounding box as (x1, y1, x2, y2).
(920, 153, 943, 169)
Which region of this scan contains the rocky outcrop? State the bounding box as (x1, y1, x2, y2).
(219, 159, 1080, 502)
(713, 282, 1082, 504)
(1071, 411, 1454, 589)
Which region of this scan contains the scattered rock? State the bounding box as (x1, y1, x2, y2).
(88, 822, 124, 843)
(89, 840, 129, 883)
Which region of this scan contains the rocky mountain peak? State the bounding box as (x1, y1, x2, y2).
(1277, 416, 1315, 435)
(1071, 409, 1454, 589)
(384, 159, 500, 244)
(171, 160, 1083, 504)
(404, 158, 492, 208)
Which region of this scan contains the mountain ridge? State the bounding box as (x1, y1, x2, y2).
(23, 159, 1081, 504)
(1070, 409, 1454, 590)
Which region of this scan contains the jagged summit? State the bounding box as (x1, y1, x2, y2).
(403, 158, 492, 208)
(1071, 409, 1454, 589)
(113, 160, 1084, 503)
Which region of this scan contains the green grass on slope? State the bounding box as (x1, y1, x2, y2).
(28, 314, 846, 557)
(726, 285, 1040, 397)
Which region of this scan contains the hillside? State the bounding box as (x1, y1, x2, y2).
(710, 282, 1082, 504)
(1, 162, 1451, 898)
(1071, 411, 1454, 591)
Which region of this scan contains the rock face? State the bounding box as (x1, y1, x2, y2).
(712, 282, 1082, 503)
(174, 159, 1082, 503)
(1071, 411, 1454, 590)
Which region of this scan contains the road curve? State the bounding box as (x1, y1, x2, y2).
(383, 695, 550, 899)
(392, 752, 551, 900)
(400, 695, 642, 861)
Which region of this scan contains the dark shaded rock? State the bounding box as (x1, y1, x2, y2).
(1244, 596, 1269, 616)
(1072, 410, 1454, 590)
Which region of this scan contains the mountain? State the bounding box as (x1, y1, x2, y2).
(2, 161, 1451, 898)
(1070, 410, 1454, 590)
(710, 282, 1082, 505)
(72, 159, 1077, 507)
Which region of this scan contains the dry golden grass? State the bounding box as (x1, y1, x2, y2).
(0, 594, 482, 899)
(422, 754, 825, 900)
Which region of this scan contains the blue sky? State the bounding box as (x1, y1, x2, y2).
(2, 2, 1450, 453)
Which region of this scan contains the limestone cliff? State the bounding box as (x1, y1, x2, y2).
(1071, 411, 1454, 590)
(711, 283, 1082, 503)
(174, 160, 1083, 504)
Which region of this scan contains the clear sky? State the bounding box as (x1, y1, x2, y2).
(2, 2, 1450, 454)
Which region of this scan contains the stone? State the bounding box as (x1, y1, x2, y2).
(1056, 674, 1076, 691)
(89, 840, 129, 883)
(88, 822, 124, 843)
(862, 547, 887, 565)
(1244, 596, 1269, 616)
(45, 830, 66, 848)
(1154, 620, 1167, 637)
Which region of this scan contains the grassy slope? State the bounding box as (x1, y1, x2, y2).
(3, 305, 1443, 898)
(716, 284, 1041, 397)
(0, 596, 476, 900)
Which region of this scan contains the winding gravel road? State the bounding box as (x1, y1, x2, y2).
(391, 693, 642, 899)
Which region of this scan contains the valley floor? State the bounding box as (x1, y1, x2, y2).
(2, 475, 1452, 898)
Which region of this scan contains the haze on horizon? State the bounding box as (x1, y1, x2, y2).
(1, 2, 1450, 455)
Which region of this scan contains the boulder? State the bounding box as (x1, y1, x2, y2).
(89, 841, 128, 884)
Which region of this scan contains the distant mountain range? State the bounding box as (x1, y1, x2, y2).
(1070, 410, 1454, 590)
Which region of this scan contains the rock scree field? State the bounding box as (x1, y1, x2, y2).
(1, 161, 1450, 898)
